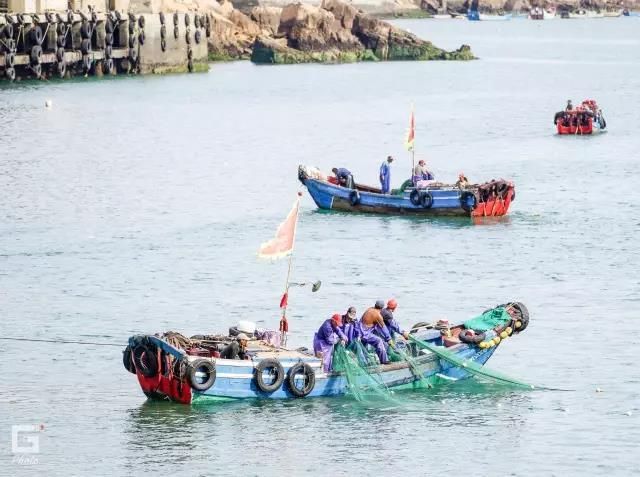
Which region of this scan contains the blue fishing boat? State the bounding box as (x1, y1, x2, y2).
(122, 302, 530, 404)
(298, 165, 516, 217)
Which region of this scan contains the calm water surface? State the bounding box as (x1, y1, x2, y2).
(1, 18, 639, 477)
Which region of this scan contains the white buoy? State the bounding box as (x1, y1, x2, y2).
(596, 387, 603, 393)
(625, 411, 632, 416)
(45, 100, 52, 109)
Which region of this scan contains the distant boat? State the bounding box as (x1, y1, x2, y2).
(529, 6, 556, 19)
(569, 9, 604, 18)
(554, 99, 607, 135)
(603, 9, 623, 17)
(479, 12, 513, 21)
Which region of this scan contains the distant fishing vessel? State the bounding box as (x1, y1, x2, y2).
(554, 99, 607, 135)
(468, 9, 513, 21)
(122, 302, 530, 403)
(568, 9, 604, 18)
(529, 6, 557, 19)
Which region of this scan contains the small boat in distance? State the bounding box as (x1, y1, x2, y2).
(554, 99, 607, 135)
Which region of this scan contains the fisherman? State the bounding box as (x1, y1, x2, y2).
(456, 172, 469, 189)
(313, 314, 349, 372)
(220, 333, 250, 360)
(566, 100, 573, 111)
(358, 300, 393, 364)
(379, 156, 394, 194)
(331, 167, 354, 189)
(341, 306, 360, 342)
(412, 159, 434, 184)
(380, 299, 410, 341)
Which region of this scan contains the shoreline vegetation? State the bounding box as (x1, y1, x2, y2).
(206, 0, 475, 65)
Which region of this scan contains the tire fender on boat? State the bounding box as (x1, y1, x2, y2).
(460, 191, 477, 212)
(349, 190, 361, 206)
(287, 362, 315, 398)
(409, 189, 421, 206)
(133, 344, 158, 378)
(254, 358, 285, 393)
(420, 191, 433, 208)
(188, 358, 216, 391)
(122, 345, 136, 374)
(509, 302, 529, 333)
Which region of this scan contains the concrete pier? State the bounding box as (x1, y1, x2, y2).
(0, 6, 209, 81)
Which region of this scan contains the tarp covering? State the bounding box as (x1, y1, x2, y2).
(464, 307, 511, 332)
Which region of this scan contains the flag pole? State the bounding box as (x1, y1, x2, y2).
(279, 193, 302, 346)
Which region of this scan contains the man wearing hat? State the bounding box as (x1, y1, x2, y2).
(314, 314, 349, 372)
(379, 299, 410, 341)
(220, 333, 250, 360)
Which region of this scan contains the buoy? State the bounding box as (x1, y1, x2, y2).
(625, 410, 632, 416)
(500, 331, 508, 339)
(45, 100, 52, 109)
(505, 326, 513, 335)
(494, 337, 501, 345)
(515, 321, 522, 329)
(596, 387, 603, 393)
(479, 341, 488, 349)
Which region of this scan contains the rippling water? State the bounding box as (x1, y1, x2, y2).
(2, 18, 639, 476)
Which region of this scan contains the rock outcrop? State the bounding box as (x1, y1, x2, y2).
(250, 0, 474, 64)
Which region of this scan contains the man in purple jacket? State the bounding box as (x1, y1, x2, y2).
(313, 314, 349, 372)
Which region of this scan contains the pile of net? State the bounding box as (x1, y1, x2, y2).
(463, 307, 511, 332)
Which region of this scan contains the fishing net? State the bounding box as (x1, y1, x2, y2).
(464, 307, 511, 332)
(332, 344, 396, 403)
(408, 335, 536, 389)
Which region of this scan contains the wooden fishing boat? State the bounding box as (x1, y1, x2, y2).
(554, 99, 606, 135)
(298, 165, 515, 218)
(122, 302, 530, 403)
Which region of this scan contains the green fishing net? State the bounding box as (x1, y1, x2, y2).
(464, 307, 511, 332)
(332, 344, 396, 402)
(408, 335, 536, 389)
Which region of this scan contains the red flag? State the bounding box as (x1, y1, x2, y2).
(405, 108, 415, 151)
(279, 292, 288, 309)
(258, 195, 301, 259)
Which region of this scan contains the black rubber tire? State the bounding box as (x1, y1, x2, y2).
(206, 25, 211, 38)
(128, 34, 137, 49)
(159, 11, 165, 25)
(173, 12, 179, 26)
(80, 21, 91, 39)
(254, 359, 285, 393)
(349, 190, 361, 206)
(128, 21, 135, 35)
(67, 11, 74, 24)
(91, 11, 98, 23)
(57, 61, 66, 78)
(420, 191, 433, 208)
(184, 13, 190, 27)
(80, 38, 91, 54)
(105, 32, 113, 45)
(160, 24, 166, 39)
(160, 38, 167, 52)
(5, 38, 15, 52)
(105, 18, 114, 34)
(409, 189, 421, 206)
(187, 47, 193, 60)
(185, 29, 191, 44)
(173, 25, 179, 39)
(188, 359, 216, 391)
(138, 30, 145, 46)
(114, 11, 122, 22)
(30, 45, 42, 65)
(138, 15, 145, 28)
(17, 13, 26, 24)
(510, 302, 530, 333)
(104, 44, 112, 59)
(45, 12, 55, 23)
(3, 23, 14, 39)
(195, 29, 201, 44)
(129, 47, 138, 62)
(82, 54, 92, 73)
(56, 35, 65, 47)
(458, 329, 486, 344)
(287, 362, 315, 398)
(55, 47, 64, 62)
(187, 58, 193, 72)
(104, 58, 114, 74)
(123, 345, 136, 374)
(56, 22, 65, 36)
(6, 52, 15, 67)
(194, 14, 200, 28)
(133, 344, 158, 377)
(5, 67, 15, 81)
(29, 25, 43, 44)
(460, 191, 477, 212)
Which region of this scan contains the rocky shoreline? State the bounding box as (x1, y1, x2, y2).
(205, 0, 474, 64)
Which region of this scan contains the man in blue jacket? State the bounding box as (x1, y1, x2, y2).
(379, 156, 394, 194)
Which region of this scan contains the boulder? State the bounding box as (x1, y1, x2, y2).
(250, 6, 283, 35)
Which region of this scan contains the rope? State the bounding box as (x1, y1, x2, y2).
(0, 337, 125, 347)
